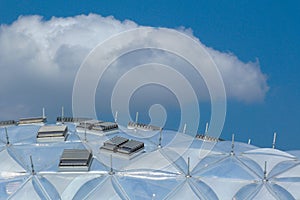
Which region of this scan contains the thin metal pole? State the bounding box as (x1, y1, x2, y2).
(30, 155, 35, 174)
(272, 132, 277, 149)
(5, 127, 9, 145)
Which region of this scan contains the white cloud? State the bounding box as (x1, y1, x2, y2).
(206, 48, 268, 103)
(0, 14, 268, 120)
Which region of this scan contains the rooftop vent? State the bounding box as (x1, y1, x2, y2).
(93, 122, 118, 132)
(0, 120, 16, 127)
(118, 140, 144, 154)
(100, 136, 144, 158)
(37, 125, 68, 142)
(195, 134, 220, 142)
(56, 117, 91, 123)
(77, 120, 118, 135)
(58, 149, 93, 172)
(101, 136, 129, 152)
(127, 121, 161, 131)
(18, 117, 46, 125)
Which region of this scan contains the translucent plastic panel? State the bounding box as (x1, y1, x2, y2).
(116, 175, 181, 200)
(194, 156, 258, 180)
(242, 148, 295, 176)
(202, 177, 253, 200)
(9, 178, 41, 200)
(43, 173, 101, 200)
(89, 158, 110, 172)
(0, 175, 28, 200)
(73, 176, 128, 200)
(252, 184, 277, 200)
(234, 182, 295, 200)
(276, 181, 300, 199)
(233, 183, 262, 200)
(268, 160, 299, 178)
(267, 183, 295, 200)
(65, 132, 81, 142)
(123, 149, 182, 174)
(0, 148, 25, 172)
(272, 162, 300, 178)
(192, 154, 227, 175)
(165, 179, 218, 200)
(93, 150, 134, 172)
(2, 176, 59, 199)
(235, 156, 264, 179)
(177, 147, 212, 172)
(32, 176, 61, 199)
(160, 148, 189, 175)
(0, 125, 40, 144)
(8, 142, 86, 172)
(287, 150, 300, 160)
(168, 132, 196, 147)
(189, 178, 218, 200)
(212, 141, 257, 155)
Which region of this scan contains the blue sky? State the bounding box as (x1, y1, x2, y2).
(0, 0, 299, 150)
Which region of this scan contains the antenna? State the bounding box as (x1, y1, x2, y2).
(205, 122, 209, 134)
(158, 128, 163, 148)
(42, 107, 45, 119)
(114, 111, 118, 123)
(61, 106, 64, 124)
(183, 123, 187, 134)
(30, 155, 35, 175)
(272, 132, 277, 149)
(263, 161, 268, 181)
(135, 112, 139, 123)
(5, 127, 9, 145)
(109, 154, 114, 175)
(231, 133, 235, 155)
(84, 121, 87, 142)
(186, 157, 191, 178)
(248, 139, 251, 145)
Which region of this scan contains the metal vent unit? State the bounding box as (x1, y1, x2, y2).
(77, 120, 102, 130)
(56, 117, 91, 123)
(58, 149, 93, 172)
(93, 122, 118, 132)
(127, 121, 161, 131)
(18, 117, 46, 125)
(76, 120, 118, 135)
(100, 136, 129, 152)
(100, 136, 145, 158)
(195, 134, 220, 142)
(0, 120, 16, 127)
(37, 125, 68, 142)
(118, 140, 144, 154)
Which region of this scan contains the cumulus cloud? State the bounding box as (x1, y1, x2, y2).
(0, 14, 268, 120)
(206, 48, 268, 103)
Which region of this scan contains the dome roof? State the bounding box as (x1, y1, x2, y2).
(0, 122, 300, 199)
